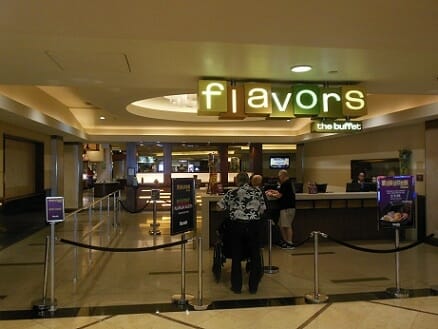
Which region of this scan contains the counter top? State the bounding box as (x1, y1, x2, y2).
(200, 191, 377, 201)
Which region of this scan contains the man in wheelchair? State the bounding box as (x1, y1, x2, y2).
(215, 172, 266, 294)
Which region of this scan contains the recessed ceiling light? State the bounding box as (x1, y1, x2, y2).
(291, 65, 312, 73)
(99, 116, 106, 120)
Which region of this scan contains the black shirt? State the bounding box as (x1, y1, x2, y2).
(278, 178, 296, 209)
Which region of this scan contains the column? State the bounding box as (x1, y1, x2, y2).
(163, 143, 172, 186)
(249, 143, 263, 175)
(295, 143, 305, 183)
(50, 136, 64, 196)
(218, 144, 229, 186)
(125, 142, 137, 178)
(64, 142, 83, 209)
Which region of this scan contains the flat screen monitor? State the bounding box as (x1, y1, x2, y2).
(269, 156, 290, 169)
(346, 183, 362, 192)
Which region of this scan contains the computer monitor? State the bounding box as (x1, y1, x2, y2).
(293, 182, 303, 193)
(346, 183, 361, 192)
(363, 182, 377, 192)
(316, 183, 327, 193)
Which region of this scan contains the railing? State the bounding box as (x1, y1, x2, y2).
(63, 190, 121, 282)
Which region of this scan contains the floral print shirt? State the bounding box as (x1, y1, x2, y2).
(217, 183, 266, 221)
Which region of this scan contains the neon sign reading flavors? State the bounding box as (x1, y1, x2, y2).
(198, 80, 367, 119)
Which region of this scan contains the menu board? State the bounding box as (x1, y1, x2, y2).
(377, 176, 416, 229)
(45, 197, 65, 223)
(171, 178, 196, 235)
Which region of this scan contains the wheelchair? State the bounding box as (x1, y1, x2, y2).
(212, 219, 264, 283)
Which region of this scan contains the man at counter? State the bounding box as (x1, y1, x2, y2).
(217, 172, 266, 294)
(347, 171, 366, 192)
(265, 170, 296, 249)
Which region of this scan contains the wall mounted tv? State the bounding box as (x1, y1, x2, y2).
(269, 156, 290, 169)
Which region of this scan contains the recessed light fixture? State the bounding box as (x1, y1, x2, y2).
(291, 65, 312, 73)
(99, 116, 106, 120)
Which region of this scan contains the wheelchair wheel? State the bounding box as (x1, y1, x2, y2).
(212, 240, 225, 283)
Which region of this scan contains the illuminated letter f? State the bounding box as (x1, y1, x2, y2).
(202, 82, 225, 110)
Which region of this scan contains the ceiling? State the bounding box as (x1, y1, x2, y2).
(0, 0, 438, 145)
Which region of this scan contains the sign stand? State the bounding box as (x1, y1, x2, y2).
(172, 233, 194, 305)
(386, 224, 409, 298)
(32, 236, 50, 315)
(44, 196, 65, 312)
(48, 222, 58, 312)
(189, 236, 209, 310)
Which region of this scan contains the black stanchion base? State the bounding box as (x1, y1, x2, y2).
(149, 230, 161, 235)
(263, 265, 279, 274)
(32, 298, 57, 316)
(32, 298, 50, 317)
(386, 287, 410, 298)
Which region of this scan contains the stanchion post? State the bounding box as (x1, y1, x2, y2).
(190, 236, 209, 310)
(172, 234, 194, 305)
(73, 213, 78, 282)
(386, 224, 409, 298)
(32, 236, 50, 313)
(264, 219, 279, 274)
(88, 205, 92, 264)
(107, 196, 110, 218)
(305, 231, 328, 304)
(49, 222, 57, 312)
(149, 199, 161, 235)
(149, 189, 161, 235)
(113, 192, 117, 228)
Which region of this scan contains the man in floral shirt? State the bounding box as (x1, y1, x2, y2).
(217, 172, 266, 294)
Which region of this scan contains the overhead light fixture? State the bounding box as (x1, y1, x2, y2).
(291, 65, 312, 73)
(99, 116, 106, 120)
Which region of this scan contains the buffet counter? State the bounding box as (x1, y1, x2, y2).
(201, 192, 391, 250)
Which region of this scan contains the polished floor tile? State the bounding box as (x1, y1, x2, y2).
(0, 198, 437, 328)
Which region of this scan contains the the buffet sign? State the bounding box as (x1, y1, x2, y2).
(377, 176, 416, 229)
(311, 120, 362, 133)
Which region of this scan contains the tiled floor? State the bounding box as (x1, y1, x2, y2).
(0, 194, 437, 328)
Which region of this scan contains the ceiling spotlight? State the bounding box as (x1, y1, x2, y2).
(99, 116, 106, 120)
(291, 65, 312, 73)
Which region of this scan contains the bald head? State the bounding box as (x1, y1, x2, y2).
(278, 169, 289, 183)
(251, 174, 263, 187)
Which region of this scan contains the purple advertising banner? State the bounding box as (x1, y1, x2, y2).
(377, 176, 416, 229)
(46, 197, 65, 223)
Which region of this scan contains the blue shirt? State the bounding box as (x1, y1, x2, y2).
(217, 183, 266, 221)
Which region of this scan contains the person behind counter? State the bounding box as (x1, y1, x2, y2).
(348, 171, 366, 192)
(265, 170, 296, 249)
(217, 172, 266, 294)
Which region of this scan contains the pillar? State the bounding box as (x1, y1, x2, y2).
(50, 135, 64, 196)
(295, 143, 305, 183)
(163, 143, 172, 186)
(249, 143, 263, 175)
(64, 142, 83, 209)
(218, 144, 229, 186)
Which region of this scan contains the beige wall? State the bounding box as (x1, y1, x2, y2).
(302, 123, 425, 194)
(425, 121, 438, 236)
(0, 122, 52, 200)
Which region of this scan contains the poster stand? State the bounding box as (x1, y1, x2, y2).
(171, 233, 194, 305)
(170, 179, 196, 304)
(386, 223, 410, 298)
